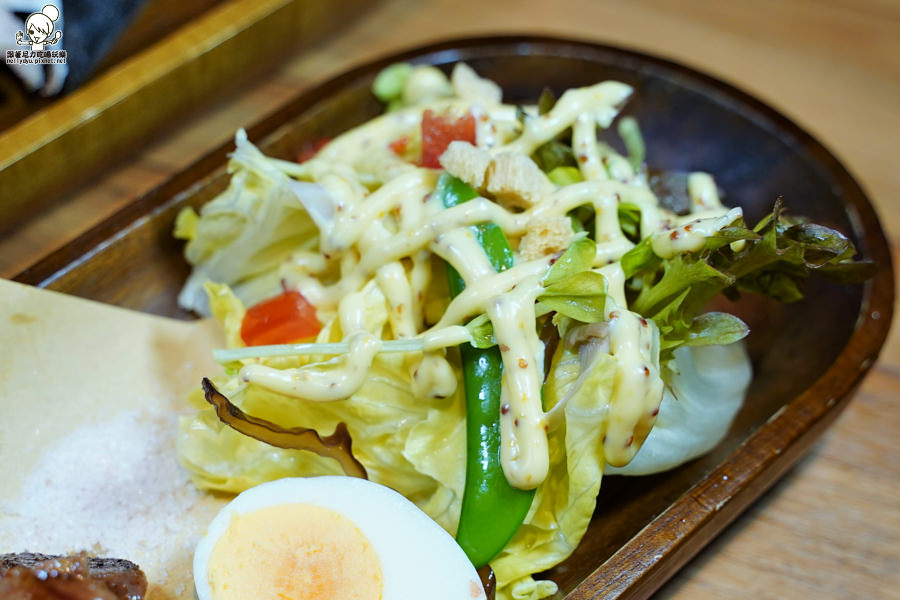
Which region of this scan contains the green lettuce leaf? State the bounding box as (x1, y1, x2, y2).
(530, 87, 578, 175)
(465, 237, 607, 349)
(464, 313, 495, 349)
(617, 202, 642, 240)
(546, 166, 583, 187)
(535, 237, 609, 322)
(532, 140, 577, 173)
(542, 236, 595, 286)
(538, 272, 608, 323)
(683, 312, 750, 348)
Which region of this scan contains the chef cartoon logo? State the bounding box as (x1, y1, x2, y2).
(17, 4, 62, 49)
(6, 3, 67, 65)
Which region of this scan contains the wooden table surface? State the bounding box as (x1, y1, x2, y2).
(2, 1, 897, 597)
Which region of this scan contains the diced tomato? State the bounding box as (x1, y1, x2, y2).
(388, 135, 410, 155)
(296, 138, 331, 163)
(420, 110, 476, 168)
(240, 289, 321, 346)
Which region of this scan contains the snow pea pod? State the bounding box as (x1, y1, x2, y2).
(436, 173, 535, 567)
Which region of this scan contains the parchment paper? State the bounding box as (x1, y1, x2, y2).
(0, 279, 229, 599)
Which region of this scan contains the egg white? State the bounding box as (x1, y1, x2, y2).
(194, 476, 486, 600)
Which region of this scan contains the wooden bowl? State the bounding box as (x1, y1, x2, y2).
(14, 36, 894, 599)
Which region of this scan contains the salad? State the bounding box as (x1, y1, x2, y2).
(174, 62, 872, 599)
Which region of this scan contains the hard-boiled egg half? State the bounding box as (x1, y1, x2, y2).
(194, 476, 487, 600)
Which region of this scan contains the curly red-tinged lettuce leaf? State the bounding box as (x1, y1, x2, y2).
(622, 199, 876, 359)
(630, 252, 734, 319)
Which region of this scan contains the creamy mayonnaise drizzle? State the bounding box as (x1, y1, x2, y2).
(573, 116, 636, 182)
(487, 276, 549, 488)
(240, 75, 737, 490)
(602, 306, 664, 466)
(376, 260, 457, 400)
(240, 331, 383, 400)
(500, 82, 633, 156)
(650, 206, 743, 258)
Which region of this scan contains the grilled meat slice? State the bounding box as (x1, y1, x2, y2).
(0, 553, 147, 600)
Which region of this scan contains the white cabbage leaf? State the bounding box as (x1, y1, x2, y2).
(605, 342, 752, 476)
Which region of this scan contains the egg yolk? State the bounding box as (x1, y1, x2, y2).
(207, 503, 383, 600)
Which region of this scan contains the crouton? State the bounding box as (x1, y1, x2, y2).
(518, 215, 576, 261)
(439, 141, 492, 189)
(439, 141, 555, 210)
(485, 152, 555, 211)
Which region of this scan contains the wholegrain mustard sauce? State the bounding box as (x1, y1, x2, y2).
(240, 79, 735, 489)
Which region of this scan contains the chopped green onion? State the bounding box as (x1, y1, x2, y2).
(212, 324, 478, 363)
(214, 338, 425, 363)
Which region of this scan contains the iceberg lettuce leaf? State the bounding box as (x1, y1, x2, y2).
(178, 280, 468, 532)
(606, 342, 751, 475)
(176, 131, 320, 316)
